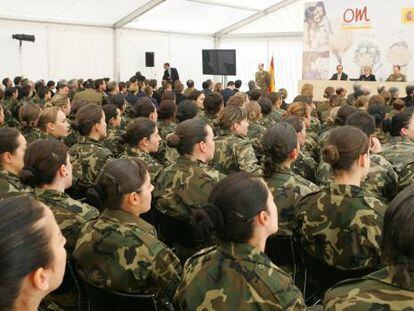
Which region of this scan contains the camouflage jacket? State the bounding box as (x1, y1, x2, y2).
(157, 121, 176, 140)
(382, 136, 414, 174)
(268, 108, 283, 124)
(309, 115, 321, 134)
(265, 165, 319, 236)
(119, 145, 163, 182)
(247, 121, 266, 161)
(317, 153, 398, 203)
(257, 115, 276, 129)
(154, 156, 223, 219)
(294, 183, 385, 270)
(174, 241, 306, 310)
(198, 114, 220, 136)
(70, 136, 113, 189)
(20, 126, 43, 144)
(292, 150, 317, 183)
(374, 128, 392, 145)
(33, 188, 99, 255)
(213, 129, 263, 176)
(0, 170, 27, 198)
(73, 209, 182, 304)
(324, 266, 414, 310)
(103, 126, 125, 157)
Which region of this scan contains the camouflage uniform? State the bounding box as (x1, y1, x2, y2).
(258, 115, 276, 129)
(157, 121, 176, 140)
(70, 137, 113, 190)
(213, 129, 263, 176)
(175, 241, 306, 310)
(33, 188, 99, 255)
(294, 183, 385, 270)
(255, 70, 271, 94)
(20, 127, 43, 144)
(316, 100, 331, 123)
(73, 209, 182, 307)
(324, 266, 414, 310)
(2, 97, 20, 127)
(154, 156, 223, 220)
(103, 126, 125, 157)
(374, 128, 392, 145)
(119, 145, 162, 182)
(292, 150, 317, 183)
(309, 115, 321, 134)
(382, 136, 414, 175)
(198, 114, 220, 136)
(247, 121, 266, 161)
(317, 153, 398, 203)
(265, 165, 319, 236)
(268, 108, 283, 124)
(0, 170, 27, 198)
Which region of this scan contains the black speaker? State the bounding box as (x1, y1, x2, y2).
(145, 52, 154, 67)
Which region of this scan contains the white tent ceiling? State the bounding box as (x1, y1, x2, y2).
(0, 0, 304, 36)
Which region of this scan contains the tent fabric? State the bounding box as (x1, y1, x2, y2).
(0, 0, 303, 34)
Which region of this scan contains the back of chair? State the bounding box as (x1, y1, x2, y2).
(156, 210, 196, 249)
(82, 281, 158, 311)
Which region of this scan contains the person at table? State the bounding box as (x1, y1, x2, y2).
(359, 66, 376, 81)
(330, 64, 348, 81)
(386, 65, 407, 82)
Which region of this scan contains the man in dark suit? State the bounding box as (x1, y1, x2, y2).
(330, 65, 348, 81)
(162, 62, 179, 84)
(359, 67, 376, 81)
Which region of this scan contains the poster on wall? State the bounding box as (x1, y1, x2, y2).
(302, 0, 414, 81)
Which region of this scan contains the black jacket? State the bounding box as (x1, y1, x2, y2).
(163, 68, 179, 83)
(359, 74, 376, 81)
(330, 73, 348, 81)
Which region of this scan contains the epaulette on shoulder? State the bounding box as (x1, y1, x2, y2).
(325, 277, 364, 294)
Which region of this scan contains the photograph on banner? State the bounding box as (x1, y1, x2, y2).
(302, 0, 414, 81)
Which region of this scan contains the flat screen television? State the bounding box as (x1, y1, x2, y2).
(202, 49, 236, 75)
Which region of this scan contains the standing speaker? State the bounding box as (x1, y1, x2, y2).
(145, 52, 154, 67)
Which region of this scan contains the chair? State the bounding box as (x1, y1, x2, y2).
(82, 281, 160, 311)
(265, 235, 299, 282)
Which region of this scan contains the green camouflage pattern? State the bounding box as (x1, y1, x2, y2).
(154, 156, 223, 219)
(292, 150, 317, 183)
(398, 160, 414, 192)
(324, 266, 414, 310)
(265, 165, 319, 236)
(2, 97, 20, 127)
(198, 114, 220, 136)
(374, 128, 392, 145)
(257, 115, 276, 129)
(213, 129, 263, 176)
(0, 170, 28, 198)
(20, 126, 43, 144)
(175, 241, 306, 311)
(157, 120, 176, 140)
(294, 183, 385, 270)
(73, 209, 182, 305)
(246, 121, 267, 161)
(103, 126, 125, 157)
(33, 188, 99, 255)
(70, 136, 113, 189)
(268, 108, 283, 124)
(309, 115, 321, 134)
(382, 136, 414, 171)
(119, 145, 163, 181)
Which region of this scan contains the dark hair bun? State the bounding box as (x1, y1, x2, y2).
(166, 133, 181, 148)
(191, 203, 224, 241)
(86, 185, 106, 210)
(117, 133, 127, 145)
(322, 144, 340, 165)
(19, 169, 38, 187)
(71, 120, 80, 131)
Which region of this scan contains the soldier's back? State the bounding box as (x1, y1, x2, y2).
(324, 267, 414, 311)
(175, 241, 305, 311)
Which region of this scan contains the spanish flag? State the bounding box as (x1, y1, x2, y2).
(268, 56, 276, 92)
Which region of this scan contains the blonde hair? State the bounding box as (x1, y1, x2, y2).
(38, 106, 62, 131)
(283, 102, 310, 119)
(245, 101, 261, 122)
(219, 106, 247, 129)
(50, 94, 70, 108)
(301, 83, 314, 97)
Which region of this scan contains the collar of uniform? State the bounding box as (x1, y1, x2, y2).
(365, 266, 414, 291)
(125, 145, 143, 156)
(176, 156, 205, 166)
(0, 169, 22, 186)
(34, 187, 65, 200)
(218, 240, 272, 267)
(79, 136, 102, 145)
(390, 136, 414, 145)
(272, 164, 292, 175)
(326, 182, 363, 197)
(218, 128, 244, 139)
(101, 209, 155, 236)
